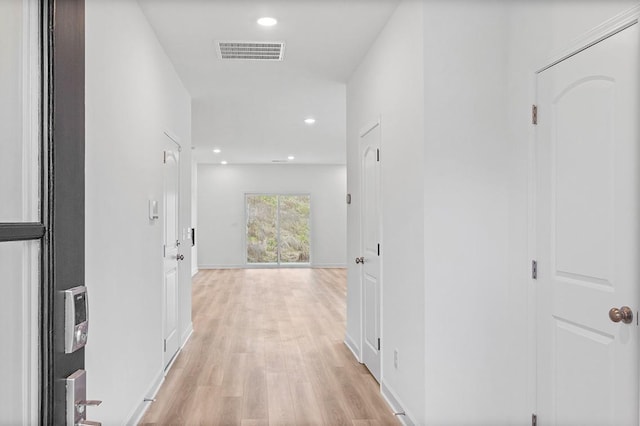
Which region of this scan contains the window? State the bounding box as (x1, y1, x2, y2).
(246, 194, 310, 265)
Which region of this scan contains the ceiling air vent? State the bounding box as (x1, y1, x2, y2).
(216, 41, 285, 61)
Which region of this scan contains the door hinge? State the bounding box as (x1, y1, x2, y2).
(163, 339, 167, 352)
(376, 149, 380, 162)
(532, 260, 538, 280)
(163, 150, 167, 164)
(377, 243, 380, 256)
(377, 338, 381, 351)
(532, 105, 538, 125)
(532, 413, 537, 426)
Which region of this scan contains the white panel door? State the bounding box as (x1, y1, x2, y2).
(536, 23, 639, 425)
(360, 121, 381, 382)
(163, 143, 181, 369)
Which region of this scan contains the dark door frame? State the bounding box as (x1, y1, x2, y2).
(44, 0, 85, 424)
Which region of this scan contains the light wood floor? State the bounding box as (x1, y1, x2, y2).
(139, 268, 398, 426)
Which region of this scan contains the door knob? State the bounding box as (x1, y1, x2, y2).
(609, 306, 633, 324)
(355, 257, 364, 264)
(177, 254, 184, 261)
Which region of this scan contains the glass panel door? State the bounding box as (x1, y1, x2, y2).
(0, 1, 42, 424)
(246, 194, 311, 265)
(246, 195, 278, 263)
(279, 195, 310, 264)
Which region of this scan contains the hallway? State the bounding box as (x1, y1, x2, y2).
(139, 269, 398, 425)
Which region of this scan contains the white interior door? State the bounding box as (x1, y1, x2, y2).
(535, 23, 639, 425)
(163, 140, 181, 369)
(360, 121, 381, 382)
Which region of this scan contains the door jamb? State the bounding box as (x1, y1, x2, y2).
(528, 4, 640, 420)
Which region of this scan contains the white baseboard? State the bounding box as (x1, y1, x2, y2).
(191, 267, 198, 276)
(344, 333, 361, 362)
(381, 381, 417, 426)
(181, 323, 194, 346)
(198, 264, 245, 269)
(199, 264, 347, 270)
(311, 264, 347, 269)
(126, 326, 194, 425)
(125, 369, 164, 426)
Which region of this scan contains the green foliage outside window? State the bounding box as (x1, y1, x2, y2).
(246, 194, 310, 264)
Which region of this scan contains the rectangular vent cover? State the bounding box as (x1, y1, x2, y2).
(217, 41, 285, 61)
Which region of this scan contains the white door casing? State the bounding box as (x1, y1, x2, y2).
(163, 137, 181, 369)
(360, 120, 381, 382)
(535, 22, 639, 425)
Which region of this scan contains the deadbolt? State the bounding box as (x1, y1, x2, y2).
(355, 257, 364, 264)
(609, 306, 633, 324)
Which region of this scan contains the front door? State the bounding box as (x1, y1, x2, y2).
(535, 23, 639, 424)
(360, 120, 381, 381)
(163, 136, 181, 369)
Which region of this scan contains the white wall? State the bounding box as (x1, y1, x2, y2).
(422, 2, 512, 423)
(197, 164, 347, 268)
(346, 1, 426, 422)
(85, 0, 192, 423)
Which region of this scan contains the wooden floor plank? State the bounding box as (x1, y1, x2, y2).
(139, 268, 398, 426)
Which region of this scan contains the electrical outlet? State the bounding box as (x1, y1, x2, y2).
(393, 349, 399, 369)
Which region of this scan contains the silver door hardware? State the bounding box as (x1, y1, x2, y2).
(532, 104, 538, 125)
(355, 257, 364, 264)
(531, 260, 537, 280)
(609, 306, 633, 324)
(66, 370, 102, 426)
(64, 286, 89, 353)
(177, 254, 185, 261)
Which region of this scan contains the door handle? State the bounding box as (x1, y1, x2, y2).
(609, 306, 633, 324)
(355, 257, 364, 264)
(176, 254, 185, 261)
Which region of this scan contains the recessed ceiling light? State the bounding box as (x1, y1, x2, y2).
(304, 118, 316, 125)
(213, 148, 221, 154)
(288, 156, 295, 160)
(257, 17, 277, 27)
(221, 161, 228, 165)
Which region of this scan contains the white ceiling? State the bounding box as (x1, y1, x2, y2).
(138, 0, 400, 165)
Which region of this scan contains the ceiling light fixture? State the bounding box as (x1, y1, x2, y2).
(304, 118, 316, 125)
(288, 156, 295, 160)
(257, 17, 277, 27)
(213, 148, 221, 154)
(221, 161, 228, 165)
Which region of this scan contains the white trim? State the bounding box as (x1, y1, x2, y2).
(163, 130, 182, 150)
(381, 381, 416, 426)
(198, 264, 247, 270)
(181, 323, 194, 347)
(191, 267, 199, 276)
(536, 5, 640, 74)
(126, 324, 194, 425)
(311, 263, 347, 269)
(359, 119, 380, 139)
(344, 334, 361, 362)
(197, 264, 347, 270)
(124, 369, 164, 426)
